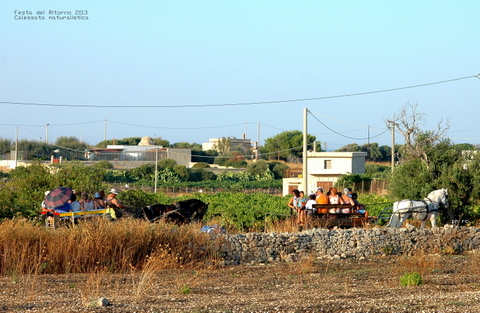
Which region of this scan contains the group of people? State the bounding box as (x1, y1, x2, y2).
(41, 188, 126, 213)
(287, 187, 367, 227)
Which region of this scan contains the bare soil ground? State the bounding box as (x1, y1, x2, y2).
(2, 254, 480, 313)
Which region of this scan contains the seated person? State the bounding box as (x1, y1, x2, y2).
(54, 202, 72, 213)
(106, 189, 127, 209)
(41, 191, 53, 213)
(79, 193, 95, 211)
(68, 194, 81, 212)
(351, 193, 368, 217)
(305, 194, 318, 219)
(93, 192, 106, 209)
(341, 188, 355, 206)
(328, 187, 341, 205)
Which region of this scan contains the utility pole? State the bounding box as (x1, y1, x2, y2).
(257, 122, 260, 147)
(303, 108, 308, 193)
(45, 123, 49, 143)
(104, 118, 107, 141)
(15, 127, 18, 168)
(390, 122, 395, 173)
(154, 147, 158, 193)
(367, 125, 370, 160)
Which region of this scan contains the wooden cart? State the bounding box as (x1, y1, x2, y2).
(311, 204, 369, 228)
(40, 208, 117, 229)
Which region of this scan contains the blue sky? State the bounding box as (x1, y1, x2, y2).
(1, 1, 479, 150)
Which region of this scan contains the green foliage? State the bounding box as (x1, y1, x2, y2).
(102, 169, 131, 183)
(217, 171, 253, 182)
(0, 162, 54, 218)
(0, 137, 12, 154)
(55, 136, 87, 150)
(0, 161, 106, 218)
(188, 168, 217, 182)
(173, 165, 189, 180)
(172, 142, 202, 150)
(191, 162, 210, 169)
(158, 168, 180, 182)
(214, 137, 232, 155)
(336, 142, 392, 162)
(365, 163, 391, 179)
(269, 162, 289, 179)
(246, 160, 269, 176)
(0, 171, 8, 179)
(17, 140, 53, 160)
(389, 159, 433, 200)
(335, 174, 372, 188)
(128, 164, 155, 180)
(261, 130, 317, 161)
(117, 189, 172, 208)
(356, 193, 392, 219)
(152, 137, 170, 147)
(179, 285, 191, 294)
(192, 149, 217, 164)
(91, 160, 113, 169)
(53, 161, 106, 195)
(225, 159, 247, 168)
(198, 192, 290, 231)
(400, 272, 423, 286)
(158, 158, 177, 169)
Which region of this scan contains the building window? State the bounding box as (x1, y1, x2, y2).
(324, 160, 332, 169)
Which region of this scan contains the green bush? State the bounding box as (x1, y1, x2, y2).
(400, 272, 423, 286)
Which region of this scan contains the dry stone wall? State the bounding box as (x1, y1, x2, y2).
(219, 225, 480, 265)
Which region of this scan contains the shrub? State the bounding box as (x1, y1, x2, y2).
(400, 272, 423, 286)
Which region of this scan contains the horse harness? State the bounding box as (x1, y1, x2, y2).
(395, 198, 437, 221)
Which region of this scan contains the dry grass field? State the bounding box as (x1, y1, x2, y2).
(2, 219, 480, 312)
(2, 253, 480, 312)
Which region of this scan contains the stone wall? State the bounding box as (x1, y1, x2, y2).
(219, 226, 480, 265)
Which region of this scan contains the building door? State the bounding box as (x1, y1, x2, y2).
(317, 181, 333, 191)
(288, 185, 299, 194)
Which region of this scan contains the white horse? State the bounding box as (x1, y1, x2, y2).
(387, 188, 449, 228)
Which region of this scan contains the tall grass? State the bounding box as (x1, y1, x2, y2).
(0, 218, 221, 275)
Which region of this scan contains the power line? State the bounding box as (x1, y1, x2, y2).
(109, 120, 249, 130)
(1, 74, 477, 108)
(308, 111, 390, 141)
(0, 120, 104, 127)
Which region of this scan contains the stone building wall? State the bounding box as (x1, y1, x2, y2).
(219, 226, 480, 265)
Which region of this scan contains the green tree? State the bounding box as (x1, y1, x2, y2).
(269, 162, 289, 179)
(336, 143, 362, 152)
(120, 137, 142, 145)
(152, 137, 170, 147)
(55, 136, 88, 150)
(172, 142, 202, 150)
(158, 158, 177, 169)
(0, 137, 11, 154)
(214, 137, 232, 155)
(17, 140, 53, 160)
(261, 130, 317, 161)
(246, 160, 269, 176)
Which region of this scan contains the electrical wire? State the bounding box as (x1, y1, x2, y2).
(1, 74, 477, 108)
(308, 111, 390, 141)
(109, 120, 249, 130)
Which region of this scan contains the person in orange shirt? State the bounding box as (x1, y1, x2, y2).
(315, 188, 328, 205)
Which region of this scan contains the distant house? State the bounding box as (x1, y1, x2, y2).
(202, 135, 257, 155)
(88, 137, 191, 167)
(282, 151, 367, 196)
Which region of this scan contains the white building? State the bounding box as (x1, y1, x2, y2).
(202, 136, 255, 153)
(282, 151, 367, 196)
